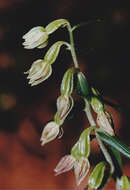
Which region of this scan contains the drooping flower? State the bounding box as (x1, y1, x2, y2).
(40, 121, 59, 146)
(56, 95, 74, 121)
(22, 26, 48, 49)
(54, 155, 76, 176)
(74, 157, 90, 185)
(97, 111, 114, 136)
(24, 59, 52, 86)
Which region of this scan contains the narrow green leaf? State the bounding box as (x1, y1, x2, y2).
(97, 130, 130, 159)
(96, 132, 114, 174)
(110, 146, 123, 172)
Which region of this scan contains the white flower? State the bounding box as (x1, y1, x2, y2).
(24, 59, 52, 86)
(74, 157, 90, 186)
(56, 95, 74, 121)
(40, 121, 59, 146)
(54, 155, 76, 176)
(97, 112, 114, 136)
(22, 26, 48, 49)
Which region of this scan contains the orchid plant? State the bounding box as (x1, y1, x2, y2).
(22, 19, 130, 190)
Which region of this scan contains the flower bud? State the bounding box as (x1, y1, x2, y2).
(88, 162, 106, 189)
(116, 176, 130, 190)
(60, 68, 75, 96)
(24, 59, 52, 86)
(91, 97, 104, 114)
(76, 72, 89, 98)
(44, 41, 69, 65)
(74, 157, 90, 185)
(22, 26, 48, 49)
(45, 19, 69, 34)
(97, 112, 114, 136)
(54, 155, 76, 175)
(40, 121, 59, 146)
(56, 95, 74, 121)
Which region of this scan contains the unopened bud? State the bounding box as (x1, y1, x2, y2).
(24, 59, 52, 86)
(22, 26, 48, 49)
(76, 72, 89, 98)
(74, 157, 90, 185)
(88, 162, 106, 189)
(40, 121, 59, 146)
(91, 97, 104, 114)
(45, 19, 69, 34)
(54, 155, 76, 175)
(116, 176, 130, 190)
(97, 112, 114, 136)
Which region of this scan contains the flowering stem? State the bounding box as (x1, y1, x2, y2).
(84, 98, 96, 126)
(67, 23, 79, 68)
(67, 23, 96, 127)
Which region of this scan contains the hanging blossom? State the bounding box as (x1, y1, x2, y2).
(54, 155, 90, 185)
(23, 26, 48, 49)
(24, 59, 52, 86)
(40, 121, 59, 146)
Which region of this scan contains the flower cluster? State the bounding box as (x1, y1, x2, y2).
(22, 19, 130, 189)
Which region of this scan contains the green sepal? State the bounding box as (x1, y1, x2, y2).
(90, 96, 104, 114)
(75, 72, 89, 98)
(45, 19, 69, 34)
(71, 141, 81, 160)
(71, 126, 96, 159)
(60, 68, 76, 96)
(88, 162, 106, 189)
(44, 41, 68, 65)
(96, 130, 130, 159)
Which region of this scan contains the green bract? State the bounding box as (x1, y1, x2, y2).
(76, 72, 89, 98)
(88, 162, 106, 189)
(45, 19, 69, 34)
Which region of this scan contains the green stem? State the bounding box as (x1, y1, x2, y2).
(84, 98, 96, 126)
(67, 23, 79, 68)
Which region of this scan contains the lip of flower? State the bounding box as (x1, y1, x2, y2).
(40, 121, 59, 146)
(54, 155, 76, 176)
(22, 26, 48, 49)
(24, 59, 52, 86)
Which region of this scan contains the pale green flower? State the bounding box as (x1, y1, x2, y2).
(40, 121, 59, 146)
(24, 59, 52, 86)
(22, 26, 48, 49)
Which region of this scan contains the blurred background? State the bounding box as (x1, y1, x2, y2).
(0, 0, 130, 189)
